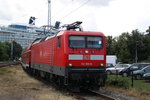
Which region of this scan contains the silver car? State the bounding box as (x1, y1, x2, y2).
(106, 64, 131, 75)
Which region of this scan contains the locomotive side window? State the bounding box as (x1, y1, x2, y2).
(69, 36, 85, 48)
(69, 35, 102, 49)
(87, 37, 102, 49)
(58, 37, 61, 48)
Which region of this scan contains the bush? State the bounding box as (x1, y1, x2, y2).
(106, 75, 131, 89)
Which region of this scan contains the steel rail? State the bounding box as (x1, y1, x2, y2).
(0, 62, 20, 68)
(88, 89, 116, 100)
(22, 64, 116, 100)
(68, 92, 87, 100)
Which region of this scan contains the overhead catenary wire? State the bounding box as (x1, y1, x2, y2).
(51, 0, 73, 19)
(59, 0, 91, 21)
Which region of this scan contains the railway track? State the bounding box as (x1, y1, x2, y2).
(70, 89, 116, 100)
(88, 89, 116, 100)
(23, 68, 116, 100)
(0, 61, 20, 68)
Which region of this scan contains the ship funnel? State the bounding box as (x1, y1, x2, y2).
(54, 21, 60, 29)
(29, 16, 36, 25)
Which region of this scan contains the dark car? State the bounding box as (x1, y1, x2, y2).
(119, 63, 150, 77)
(143, 73, 150, 80)
(133, 65, 150, 80)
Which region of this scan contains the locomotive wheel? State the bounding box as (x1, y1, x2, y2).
(45, 72, 50, 80)
(58, 76, 64, 86)
(35, 69, 40, 77)
(40, 71, 46, 78)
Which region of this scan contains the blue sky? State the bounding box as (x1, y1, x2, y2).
(0, 0, 150, 36)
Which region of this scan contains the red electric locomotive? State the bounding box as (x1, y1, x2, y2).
(21, 22, 107, 91)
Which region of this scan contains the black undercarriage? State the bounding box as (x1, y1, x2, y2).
(67, 67, 107, 91)
(22, 64, 107, 92)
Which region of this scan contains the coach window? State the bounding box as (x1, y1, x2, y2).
(58, 37, 61, 48)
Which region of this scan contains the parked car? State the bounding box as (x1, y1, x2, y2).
(143, 73, 150, 80)
(119, 63, 150, 77)
(133, 65, 150, 80)
(106, 64, 130, 75)
(106, 63, 114, 68)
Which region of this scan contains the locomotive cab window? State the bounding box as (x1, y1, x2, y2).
(87, 37, 102, 48)
(58, 37, 61, 48)
(69, 36, 85, 48)
(69, 36, 102, 49)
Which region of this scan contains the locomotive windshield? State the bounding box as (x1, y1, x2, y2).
(69, 36, 102, 49)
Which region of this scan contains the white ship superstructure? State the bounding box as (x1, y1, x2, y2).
(0, 23, 48, 48)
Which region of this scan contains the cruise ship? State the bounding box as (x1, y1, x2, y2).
(0, 23, 51, 49)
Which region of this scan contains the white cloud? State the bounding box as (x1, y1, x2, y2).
(0, 0, 150, 36)
(87, 0, 113, 6)
(58, 0, 113, 7)
(91, 0, 150, 36)
(0, 0, 13, 21)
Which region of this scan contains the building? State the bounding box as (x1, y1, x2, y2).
(0, 23, 50, 48)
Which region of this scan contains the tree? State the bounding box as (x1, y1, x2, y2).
(115, 32, 131, 63)
(106, 36, 116, 55)
(106, 29, 150, 63)
(0, 41, 22, 61)
(0, 42, 9, 61)
(143, 33, 150, 62)
(128, 29, 146, 62)
(11, 41, 23, 60)
(146, 26, 150, 35)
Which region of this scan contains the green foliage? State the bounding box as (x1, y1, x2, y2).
(106, 28, 150, 63)
(106, 36, 117, 55)
(0, 41, 22, 61)
(0, 42, 9, 61)
(134, 80, 150, 92)
(12, 41, 22, 59)
(106, 75, 131, 89)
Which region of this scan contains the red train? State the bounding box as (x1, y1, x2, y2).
(21, 22, 107, 91)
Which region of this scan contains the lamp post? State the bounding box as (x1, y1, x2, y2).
(135, 41, 138, 63)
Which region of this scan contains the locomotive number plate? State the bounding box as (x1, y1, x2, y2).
(83, 55, 90, 60)
(81, 63, 93, 66)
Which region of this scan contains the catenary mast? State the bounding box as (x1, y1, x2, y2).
(48, 0, 51, 29)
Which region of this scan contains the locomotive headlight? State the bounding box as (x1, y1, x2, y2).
(85, 50, 89, 54)
(100, 63, 104, 67)
(68, 63, 72, 67)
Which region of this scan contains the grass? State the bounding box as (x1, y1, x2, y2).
(107, 75, 150, 92)
(0, 66, 75, 100)
(0, 68, 12, 75)
(106, 75, 150, 100)
(133, 80, 150, 92)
